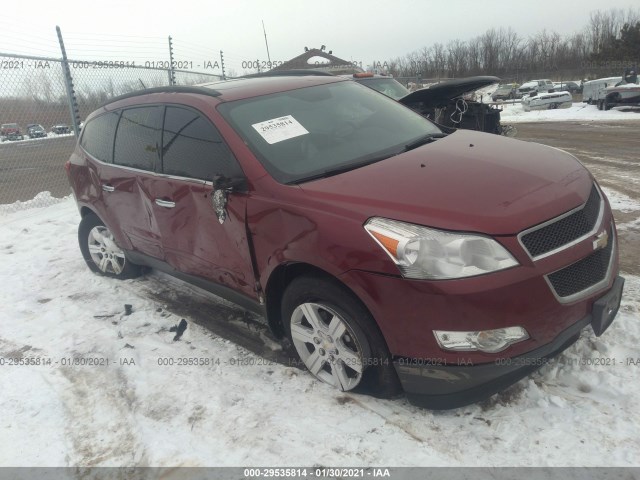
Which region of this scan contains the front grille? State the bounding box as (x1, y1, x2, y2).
(521, 184, 601, 258)
(547, 226, 613, 299)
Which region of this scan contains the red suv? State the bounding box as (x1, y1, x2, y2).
(66, 76, 624, 409)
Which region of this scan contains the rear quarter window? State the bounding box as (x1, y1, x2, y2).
(80, 111, 120, 163)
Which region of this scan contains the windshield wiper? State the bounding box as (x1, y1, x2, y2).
(289, 152, 399, 184)
(403, 132, 447, 152)
(289, 133, 447, 184)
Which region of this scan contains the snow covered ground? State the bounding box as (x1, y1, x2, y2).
(0, 131, 75, 144)
(500, 102, 640, 123)
(1, 197, 639, 467)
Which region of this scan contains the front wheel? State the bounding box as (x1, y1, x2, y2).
(282, 275, 401, 398)
(78, 213, 142, 279)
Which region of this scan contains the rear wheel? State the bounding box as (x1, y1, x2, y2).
(78, 213, 142, 279)
(282, 275, 401, 398)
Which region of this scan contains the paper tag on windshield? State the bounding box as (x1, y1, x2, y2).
(252, 115, 309, 144)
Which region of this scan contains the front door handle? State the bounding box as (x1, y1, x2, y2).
(101, 184, 115, 192)
(155, 199, 176, 208)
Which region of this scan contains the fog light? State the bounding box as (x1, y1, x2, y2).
(433, 327, 529, 353)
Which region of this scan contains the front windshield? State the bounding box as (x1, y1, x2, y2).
(218, 80, 441, 184)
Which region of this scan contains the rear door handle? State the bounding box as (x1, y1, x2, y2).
(155, 199, 176, 208)
(101, 184, 115, 192)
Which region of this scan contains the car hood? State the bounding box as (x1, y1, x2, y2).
(298, 130, 593, 235)
(399, 76, 500, 108)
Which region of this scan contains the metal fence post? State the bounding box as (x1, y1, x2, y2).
(168, 35, 176, 85)
(220, 50, 226, 80)
(55, 26, 80, 136)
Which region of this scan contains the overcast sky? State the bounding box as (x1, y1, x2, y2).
(1, 0, 638, 72)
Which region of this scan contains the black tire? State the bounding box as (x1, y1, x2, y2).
(282, 274, 402, 399)
(597, 100, 603, 110)
(78, 213, 142, 279)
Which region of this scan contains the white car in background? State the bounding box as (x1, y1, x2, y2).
(522, 90, 573, 111)
(516, 79, 554, 97)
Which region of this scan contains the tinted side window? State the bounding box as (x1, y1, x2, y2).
(162, 106, 242, 180)
(80, 111, 120, 163)
(114, 106, 161, 171)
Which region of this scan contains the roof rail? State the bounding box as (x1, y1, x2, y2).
(240, 69, 335, 78)
(100, 85, 222, 108)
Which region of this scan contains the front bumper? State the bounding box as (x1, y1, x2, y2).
(395, 276, 624, 409)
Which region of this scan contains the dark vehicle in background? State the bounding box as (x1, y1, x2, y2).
(66, 77, 623, 409)
(26, 124, 47, 139)
(51, 124, 71, 134)
(350, 72, 411, 100)
(351, 73, 507, 136)
(491, 83, 517, 101)
(553, 81, 581, 94)
(399, 76, 505, 135)
(1, 123, 24, 141)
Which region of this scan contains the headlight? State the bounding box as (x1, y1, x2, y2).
(364, 217, 518, 280)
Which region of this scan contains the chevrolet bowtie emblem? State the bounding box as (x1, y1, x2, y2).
(593, 230, 609, 251)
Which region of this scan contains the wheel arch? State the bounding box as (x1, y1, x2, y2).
(264, 262, 374, 340)
(79, 205, 98, 218)
(77, 204, 133, 251)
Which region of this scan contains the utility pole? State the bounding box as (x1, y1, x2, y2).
(262, 20, 272, 66)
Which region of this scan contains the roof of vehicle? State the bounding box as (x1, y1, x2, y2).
(200, 75, 347, 101)
(527, 91, 572, 100)
(583, 76, 621, 84)
(241, 69, 335, 78)
(101, 76, 347, 109)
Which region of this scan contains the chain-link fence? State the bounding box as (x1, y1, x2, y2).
(0, 54, 72, 207)
(0, 51, 221, 211)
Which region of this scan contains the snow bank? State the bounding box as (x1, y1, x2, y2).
(501, 102, 640, 123)
(0, 191, 71, 215)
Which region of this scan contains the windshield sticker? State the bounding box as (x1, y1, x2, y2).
(252, 115, 309, 144)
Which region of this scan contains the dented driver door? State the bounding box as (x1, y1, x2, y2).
(150, 105, 257, 300)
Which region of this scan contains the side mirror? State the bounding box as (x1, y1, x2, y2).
(213, 174, 248, 192)
(210, 174, 248, 224)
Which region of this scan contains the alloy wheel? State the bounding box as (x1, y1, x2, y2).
(87, 226, 126, 275)
(290, 302, 365, 391)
